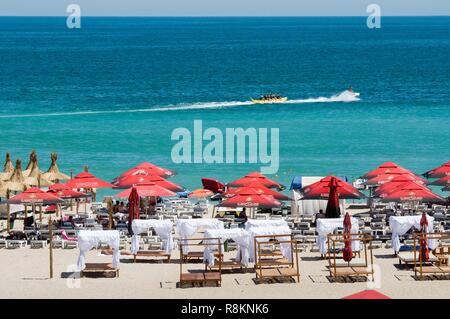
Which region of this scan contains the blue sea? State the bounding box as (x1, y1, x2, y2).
(0, 17, 449, 196)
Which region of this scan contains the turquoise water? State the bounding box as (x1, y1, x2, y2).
(0, 17, 449, 195)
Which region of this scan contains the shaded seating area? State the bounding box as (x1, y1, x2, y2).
(77, 230, 121, 278)
(130, 219, 173, 263)
(203, 228, 250, 271)
(179, 238, 222, 288)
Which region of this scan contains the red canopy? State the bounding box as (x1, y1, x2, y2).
(365, 173, 427, 186)
(423, 162, 450, 179)
(218, 193, 281, 208)
(188, 188, 214, 198)
(325, 177, 341, 218)
(342, 290, 391, 299)
(343, 212, 352, 262)
(115, 162, 176, 180)
(201, 178, 225, 194)
(301, 176, 365, 200)
(128, 187, 140, 234)
(429, 175, 450, 186)
(114, 174, 184, 192)
(379, 181, 444, 202)
(47, 189, 88, 199)
(362, 162, 412, 179)
(66, 172, 114, 189)
(227, 172, 284, 189)
(374, 175, 429, 197)
(115, 183, 176, 198)
(6, 187, 64, 205)
(225, 181, 289, 200)
(48, 183, 71, 191)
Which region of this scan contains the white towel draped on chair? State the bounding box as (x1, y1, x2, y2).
(203, 228, 251, 266)
(389, 215, 435, 253)
(316, 217, 360, 254)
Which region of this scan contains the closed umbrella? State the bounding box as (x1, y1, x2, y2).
(127, 187, 140, 235)
(419, 212, 429, 262)
(325, 177, 341, 218)
(343, 212, 353, 262)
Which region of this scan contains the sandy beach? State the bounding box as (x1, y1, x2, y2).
(1, 240, 449, 299)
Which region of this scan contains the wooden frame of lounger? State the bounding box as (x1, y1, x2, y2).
(178, 238, 222, 288)
(254, 234, 300, 283)
(81, 263, 120, 278)
(412, 232, 450, 280)
(327, 233, 374, 280)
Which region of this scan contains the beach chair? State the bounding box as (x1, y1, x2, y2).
(6, 240, 27, 249)
(30, 240, 48, 249)
(81, 263, 119, 278)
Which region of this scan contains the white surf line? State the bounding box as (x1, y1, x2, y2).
(0, 101, 253, 119)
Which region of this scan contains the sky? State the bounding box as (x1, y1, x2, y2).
(0, 0, 449, 16)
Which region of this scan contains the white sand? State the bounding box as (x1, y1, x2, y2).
(1, 246, 449, 299)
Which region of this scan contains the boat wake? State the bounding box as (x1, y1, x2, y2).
(0, 91, 359, 119)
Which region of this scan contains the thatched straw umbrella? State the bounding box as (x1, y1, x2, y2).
(4, 159, 28, 192)
(24, 157, 53, 187)
(0, 153, 14, 181)
(23, 150, 43, 177)
(41, 153, 70, 182)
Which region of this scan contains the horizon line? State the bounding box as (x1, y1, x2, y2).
(1, 15, 449, 18)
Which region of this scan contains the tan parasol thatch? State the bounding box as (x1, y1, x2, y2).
(0, 180, 6, 198)
(41, 153, 70, 182)
(23, 150, 43, 177)
(24, 157, 53, 187)
(4, 159, 28, 192)
(0, 153, 14, 181)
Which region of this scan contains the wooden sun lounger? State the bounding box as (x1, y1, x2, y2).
(180, 271, 222, 287)
(182, 251, 223, 262)
(81, 263, 119, 278)
(133, 250, 171, 263)
(256, 267, 299, 281)
(398, 252, 438, 265)
(333, 266, 373, 277)
(207, 259, 245, 271)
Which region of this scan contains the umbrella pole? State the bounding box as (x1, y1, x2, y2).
(107, 197, 113, 230)
(24, 205, 28, 220)
(6, 189, 10, 232)
(39, 204, 42, 222)
(48, 215, 53, 279)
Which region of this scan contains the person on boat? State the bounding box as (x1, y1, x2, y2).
(348, 86, 353, 92)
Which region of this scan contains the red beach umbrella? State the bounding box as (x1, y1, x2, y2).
(225, 181, 289, 201)
(188, 188, 214, 198)
(325, 177, 341, 218)
(343, 212, 353, 262)
(6, 187, 64, 205)
(429, 175, 450, 186)
(218, 193, 281, 208)
(342, 290, 391, 299)
(301, 176, 365, 200)
(419, 212, 429, 262)
(227, 172, 284, 190)
(379, 181, 444, 202)
(365, 173, 428, 186)
(66, 172, 114, 189)
(423, 162, 450, 179)
(114, 174, 184, 192)
(48, 183, 71, 191)
(114, 183, 176, 198)
(47, 189, 88, 199)
(374, 175, 429, 197)
(362, 162, 412, 179)
(115, 162, 176, 180)
(128, 187, 140, 234)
